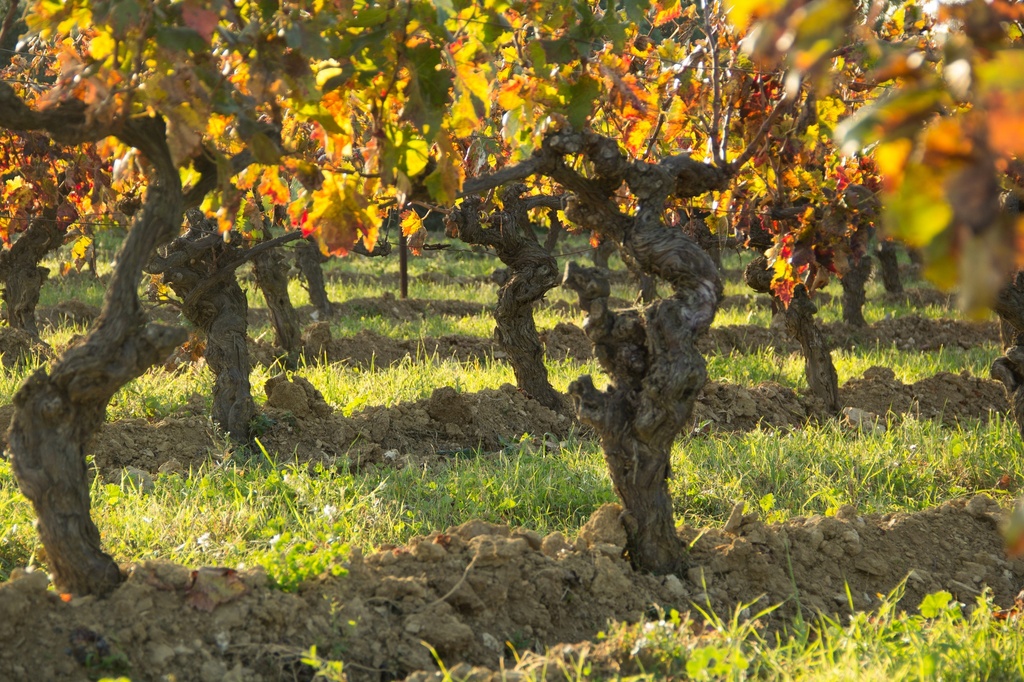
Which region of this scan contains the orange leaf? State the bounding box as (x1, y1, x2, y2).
(258, 167, 290, 205)
(654, 0, 682, 26)
(308, 171, 381, 254)
(400, 209, 425, 237)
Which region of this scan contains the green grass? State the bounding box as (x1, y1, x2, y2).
(707, 344, 1001, 389)
(538, 587, 1024, 681)
(673, 416, 1022, 525)
(4, 237, 1024, 679)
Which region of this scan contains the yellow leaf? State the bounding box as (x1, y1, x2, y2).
(308, 171, 380, 254)
(726, 0, 785, 31)
(873, 138, 913, 191)
(424, 134, 463, 205)
(88, 32, 116, 62)
(400, 210, 425, 237)
(70, 236, 92, 263)
(497, 77, 526, 111)
(258, 168, 290, 205)
(882, 163, 952, 248)
(986, 91, 1024, 157)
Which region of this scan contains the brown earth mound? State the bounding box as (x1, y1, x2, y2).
(38, 300, 101, 329)
(252, 329, 501, 369)
(693, 382, 819, 432)
(829, 315, 999, 352)
(883, 288, 954, 308)
(253, 324, 599, 370)
(89, 412, 227, 475)
(539, 322, 593, 362)
(261, 383, 574, 469)
(0, 327, 37, 367)
(535, 315, 999, 359)
(694, 366, 1007, 432)
(80, 382, 574, 476)
(327, 331, 499, 367)
(71, 365, 1009, 478)
(1, 498, 1019, 682)
(839, 366, 1007, 425)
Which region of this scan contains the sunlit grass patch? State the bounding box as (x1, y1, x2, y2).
(673, 415, 1022, 527)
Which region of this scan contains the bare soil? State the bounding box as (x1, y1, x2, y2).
(0, 327, 36, 367)
(329, 296, 488, 322)
(38, 300, 101, 329)
(74, 381, 575, 476)
(695, 366, 1007, 432)
(253, 329, 500, 370)
(1, 497, 1020, 682)
(3, 365, 997, 479)
(541, 316, 999, 357)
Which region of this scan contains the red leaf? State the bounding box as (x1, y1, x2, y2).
(182, 2, 219, 44)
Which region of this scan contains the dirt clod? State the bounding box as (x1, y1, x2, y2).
(0, 327, 36, 367)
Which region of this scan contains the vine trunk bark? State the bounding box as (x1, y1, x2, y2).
(876, 240, 903, 294)
(253, 241, 302, 361)
(148, 209, 257, 441)
(297, 237, 332, 318)
(0, 207, 64, 338)
(745, 256, 840, 412)
(547, 132, 728, 574)
(840, 254, 871, 327)
(8, 118, 187, 596)
(446, 186, 562, 411)
(991, 272, 1024, 438)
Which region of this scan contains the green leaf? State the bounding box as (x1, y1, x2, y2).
(622, 0, 650, 24)
(350, 5, 390, 27)
(407, 44, 453, 113)
(248, 133, 282, 165)
(155, 26, 206, 53)
(919, 591, 954, 618)
(882, 163, 952, 249)
(564, 77, 601, 129)
(539, 38, 576, 65)
(319, 64, 355, 94)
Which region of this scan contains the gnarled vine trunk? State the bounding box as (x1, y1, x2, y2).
(0, 207, 64, 338)
(546, 132, 728, 574)
(745, 256, 840, 413)
(149, 210, 302, 441)
(840, 254, 871, 327)
(461, 128, 736, 573)
(876, 240, 903, 294)
(297, 237, 332, 318)
(543, 212, 563, 253)
(253, 240, 302, 361)
(592, 238, 615, 269)
(785, 285, 840, 412)
(7, 115, 188, 596)
(446, 186, 562, 411)
(992, 273, 1024, 437)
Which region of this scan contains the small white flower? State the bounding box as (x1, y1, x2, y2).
(197, 532, 212, 547)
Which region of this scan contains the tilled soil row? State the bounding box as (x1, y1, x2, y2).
(0, 497, 1018, 682)
(0, 365, 1006, 478)
(245, 314, 1001, 373)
